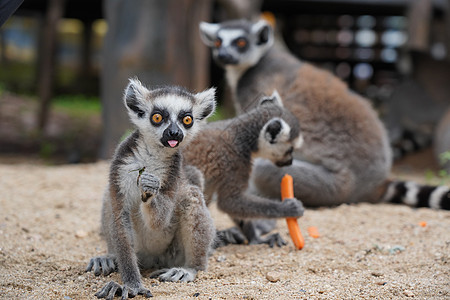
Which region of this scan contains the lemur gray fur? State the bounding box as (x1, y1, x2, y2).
(86, 78, 216, 299)
(183, 91, 305, 247)
(199, 19, 450, 211)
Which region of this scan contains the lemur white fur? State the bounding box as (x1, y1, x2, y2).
(200, 19, 450, 211)
(86, 78, 216, 299)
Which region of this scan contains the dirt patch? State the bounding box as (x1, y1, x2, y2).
(0, 161, 449, 299)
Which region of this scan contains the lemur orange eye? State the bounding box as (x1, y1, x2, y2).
(183, 115, 193, 126)
(236, 38, 247, 48)
(214, 38, 222, 48)
(151, 113, 163, 124)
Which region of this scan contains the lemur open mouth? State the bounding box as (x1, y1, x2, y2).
(161, 136, 183, 148)
(168, 140, 179, 148)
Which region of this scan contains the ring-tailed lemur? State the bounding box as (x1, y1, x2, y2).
(86, 78, 216, 299)
(183, 91, 305, 247)
(199, 19, 450, 210)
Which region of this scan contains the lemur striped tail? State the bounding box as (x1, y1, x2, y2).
(382, 180, 450, 210)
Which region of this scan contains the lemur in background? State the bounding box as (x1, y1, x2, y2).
(183, 91, 304, 247)
(199, 19, 450, 211)
(86, 79, 216, 299)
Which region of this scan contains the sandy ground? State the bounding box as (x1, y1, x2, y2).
(1, 159, 449, 300)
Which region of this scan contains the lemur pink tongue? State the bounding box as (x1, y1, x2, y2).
(168, 140, 178, 148)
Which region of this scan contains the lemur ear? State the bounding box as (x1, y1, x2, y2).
(199, 22, 220, 47)
(252, 20, 272, 45)
(263, 118, 283, 144)
(124, 78, 149, 118)
(194, 87, 216, 120)
(259, 90, 284, 108)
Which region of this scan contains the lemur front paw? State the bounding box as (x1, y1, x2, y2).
(150, 267, 196, 282)
(94, 281, 152, 299)
(281, 198, 304, 217)
(139, 171, 160, 202)
(86, 254, 117, 276)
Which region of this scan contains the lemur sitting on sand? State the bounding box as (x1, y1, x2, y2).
(86, 78, 216, 299)
(199, 19, 450, 213)
(183, 91, 305, 247)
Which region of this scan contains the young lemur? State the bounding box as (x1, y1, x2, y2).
(183, 91, 305, 247)
(199, 19, 450, 211)
(86, 78, 216, 299)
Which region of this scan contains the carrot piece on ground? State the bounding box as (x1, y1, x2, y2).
(307, 226, 320, 238)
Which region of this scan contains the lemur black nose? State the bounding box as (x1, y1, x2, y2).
(167, 123, 182, 139)
(168, 129, 180, 138)
(217, 49, 237, 64)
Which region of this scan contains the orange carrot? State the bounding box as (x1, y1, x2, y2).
(281, 174, 305, 250)
(307, 226, 320, 238)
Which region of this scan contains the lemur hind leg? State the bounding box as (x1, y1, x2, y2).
(214, 227, 247, 248)
(240, 219, 286, 247)
(214, 219, 281, 248)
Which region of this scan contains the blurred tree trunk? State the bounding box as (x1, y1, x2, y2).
(99, 0, 212, 159)
(406, 0, 432, 52)
(216, 0, 262, 20)
(37, 0, 65, 131)
(79, 19, 93, 94)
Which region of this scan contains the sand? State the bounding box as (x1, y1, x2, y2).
(1, 160, 449, 299)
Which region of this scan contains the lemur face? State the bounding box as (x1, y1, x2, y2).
(252, 90, 303, 166)
(148, 96, 195, 148)
(256, 118, 303, 167)
(124, 78, 216, 149)
(199, 19, 273, 69)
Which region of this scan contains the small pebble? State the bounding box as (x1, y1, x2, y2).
(389, 245, 405, 254)
(235, 253, 245, 259)
(371, 271, 383, 277)
(266, 271, 281, 282)
(403, 290, 415, 297)
(193, 292, 200, 297)
(216, 255, 226, 262)
(75, 230, 88, 238)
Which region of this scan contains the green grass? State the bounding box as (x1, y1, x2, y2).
(208, 105, 228, 122)
(52, 94, 101, 117)
(424, 151, 450, 186)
